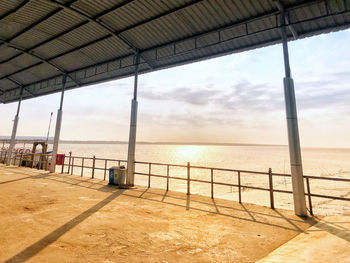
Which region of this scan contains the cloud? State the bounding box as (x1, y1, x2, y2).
(139, 109, 247, 128)
(215, 81, 284, 112)
(295, 72, 350, 110)
(139, 79, 284, 112)
(139, 84, 221, 105)
(140, 71, 350, 115)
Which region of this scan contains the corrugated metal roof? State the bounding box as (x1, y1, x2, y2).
(0, 0, 350, 103)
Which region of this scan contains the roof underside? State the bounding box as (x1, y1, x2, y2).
(1, 0, 349, 103)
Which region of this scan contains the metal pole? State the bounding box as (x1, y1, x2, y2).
(50, 75, 66, 173)
(92, 155, 95, 178)
(238, 171, 242, 203)
(6, 87, 23, 165)
(187, 162, 190, 195)
(280, 10, 307, 216)
(46, 112, 53, 141)
(148, 163, 151, 188)
(268, 168, 274, 209)
(126, 53, 140, 186)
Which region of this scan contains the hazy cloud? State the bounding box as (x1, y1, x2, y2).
(140, 73, 350, 114)
(139, 85, 221, 105)
(140, 111, 245, 128)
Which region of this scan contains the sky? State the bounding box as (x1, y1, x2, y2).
(1, 29, 350, 148)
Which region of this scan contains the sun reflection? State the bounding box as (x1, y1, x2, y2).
(174, 145, 205, 163)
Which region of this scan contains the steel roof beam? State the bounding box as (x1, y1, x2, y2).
(0, 0, 136, 65)
(7, 77, 35, 97)
(0, 0, 206, 75)
(0, 0, 31, 20)
(0, 0, 80, 50)
(0, 62, 42, 80)
(0, 8, 63, 49)
(115, 0, 205, 34)
(0, 34, 113, 81)
(0, 20, 90, 65)
(42, 0, 153, 69)
(92, 0, 136, 18)
(0, 39, 80, 86)
(274, 0, 298, 39)
(0, 0, 202, 66)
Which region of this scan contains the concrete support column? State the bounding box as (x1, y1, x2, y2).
(50, 75, 66, 173)
(126, 54, 140, 186)
(280, 10, 307, 216)
(6, 88, 23, 165)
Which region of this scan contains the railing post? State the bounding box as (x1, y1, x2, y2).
(211, 168, 214, 199)
(268, 168, 275, 209)
(166, 164, 169, 191)
(187, 162, 190, 195)
(46, 155, 49, 171)
(148, 163, 151, 188)
(31, 153, 35, 168)
(104, 159, 107, 180)
(306, 177, 313, 216)
(92, 155, 95, 178)
(37, 154, 42, 170)
(61, 154, 65, 174)
(18, 152, 23, 167)
(238, 171, 242, 203)
(67, 152, 72, 174)
(14, 152, 18, 166)
(81, 158, 85, 177)
(71, 157, 74, 175)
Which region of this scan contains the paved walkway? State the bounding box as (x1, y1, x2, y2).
(0, 165, 316, 263)
(258, 216, 350, 262)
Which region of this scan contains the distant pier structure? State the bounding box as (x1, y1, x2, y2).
(1, 0, 349, 216)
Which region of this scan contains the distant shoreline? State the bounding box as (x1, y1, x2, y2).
(59, 140, 286, 147)
(1, 138, 349, 149)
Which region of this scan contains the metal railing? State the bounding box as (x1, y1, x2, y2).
(0, 150, 52, 170)
(60, 152, 128, 180)
(58, 154, 350, 216)
(2, 151, 350, 216)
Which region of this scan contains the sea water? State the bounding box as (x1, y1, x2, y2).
(54, 143, 350, 215)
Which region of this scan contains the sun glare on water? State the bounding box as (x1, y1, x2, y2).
(173, 145, 206, 163)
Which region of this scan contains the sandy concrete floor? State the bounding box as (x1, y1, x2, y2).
(0, 165, 316, 263)
(258, 215, 350, 263)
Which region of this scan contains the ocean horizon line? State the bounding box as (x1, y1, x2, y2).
(1, 137, 349, 149)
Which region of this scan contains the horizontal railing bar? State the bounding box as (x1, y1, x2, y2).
(303, 175, 350, 182)
(135, 172, 167, 179)
(272, 173, 292, 177)
(135, 161, 187, 168)
(190, 165, 269, 175)
(135, 172, 188, 181)
(65, 155, 127, 163)
(190, 178, 211, 184)
(307, 193, 350, 201)
(94, 157, 127, 162)
(273, 189, 293, 194)
(69, 156, 93, 160)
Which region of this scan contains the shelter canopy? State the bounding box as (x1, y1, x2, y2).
(0, 0, 349, 103)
